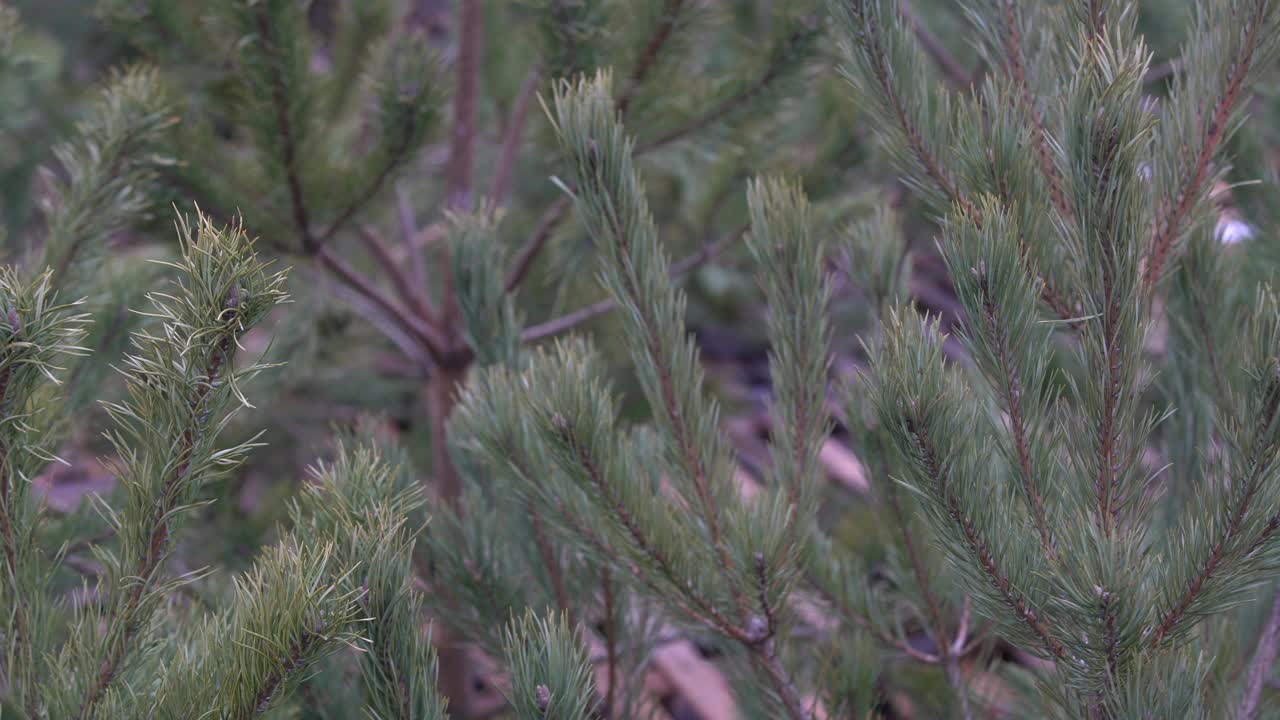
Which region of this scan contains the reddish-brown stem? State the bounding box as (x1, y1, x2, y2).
(444, 0, 482, 210)
(356, 225, 440, 325)
(489, 66, 543, 208)
(860, 6, 977, 220)
(80, 308, 238, 720)
(976, 272, 1055, 559)
(1145, 0, 1267, 289)
(531, 506, 569, 614)
(1000, 0, 1072, 223)
(251, 622, 323, 716)
(505, 197, 572, 293)
(898, 0, 970, 87)
(315, 246, 449, 361)
(427, 361, 472, 716)
(909, 420, 1067, 660)
(1151, 377, 1280, 647)
(601, 570, 619, 715)
(617, 0, 686, 117)
(254, 9, 314, 251)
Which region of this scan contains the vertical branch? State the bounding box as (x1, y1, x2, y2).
(79, 299, 241, 720)
(489, 66, 543, 208)
(975, 271, 1056, 558)
(750, 556, 811, 720)
(1144, 0, 1268, 288)
(601, 569, 619, 715)
(254, 9, 315, 251)
(444, 0, 483, 211)
(999, 0, 1072, 223)
(616, 0, 686, 116)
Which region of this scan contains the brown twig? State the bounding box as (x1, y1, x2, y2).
(975, 268, 1056, 559)
(356, 225, 441, 326)
(489, 66, 543, 208)
(601, 569, 619, 716)
(315, 246, 449, 361)
(505, 197, 573, 293)
(898, 0, 970, 88)
(444, 0, 483, 210)
(617, 0, 686, 117)
(254, 9, 315, 251)
(854, 3, 977, 220)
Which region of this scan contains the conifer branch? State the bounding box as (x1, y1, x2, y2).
(252, 7, 314, 251)
(0, 268, 87, 717)
(314, 245, 449, 361)
(910, 418, 1067, 661)
(549, 414, 747, 642)
(357, 225, 437, 325)
(1151, 372, 1280, 647)
(73, 212, 288, 719)
(445, 0, 483, 210)
(1145, 0, 1270, 289)
(835, 0, 977, 220)
(897, 0, 970, 88)
(997, 0, 1072, 223)
(975, 269, 1055, 558)
(639, 24, 812, 153)
(869, 313, 1066, 663)
(617, 0, 685, 116)
(507, 197, 573, 293)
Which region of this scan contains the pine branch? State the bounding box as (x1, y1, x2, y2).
(548, 77, 754, 620)
(639, 23, 814, 153)
(897, 0, 970, 88)
(868, 313, 1067, 662)
(251, 5, 314, 251)
(916, 419, 1067, 662)
(41, 65, 176, 287)
(833, 0, 977, 219)
(0, 269, 88, 717)
(997, 0, 1072, 223)
(71, 211, 288, 719)
(548, 413, 746, 641)
(616, 0, 686, 117)
(1151, 370, 1280, 647)
(444, 0, 482, 211)
(1145, 0, 1273, 288)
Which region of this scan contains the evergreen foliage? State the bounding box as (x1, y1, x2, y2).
(9, 0, 1280, 718)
